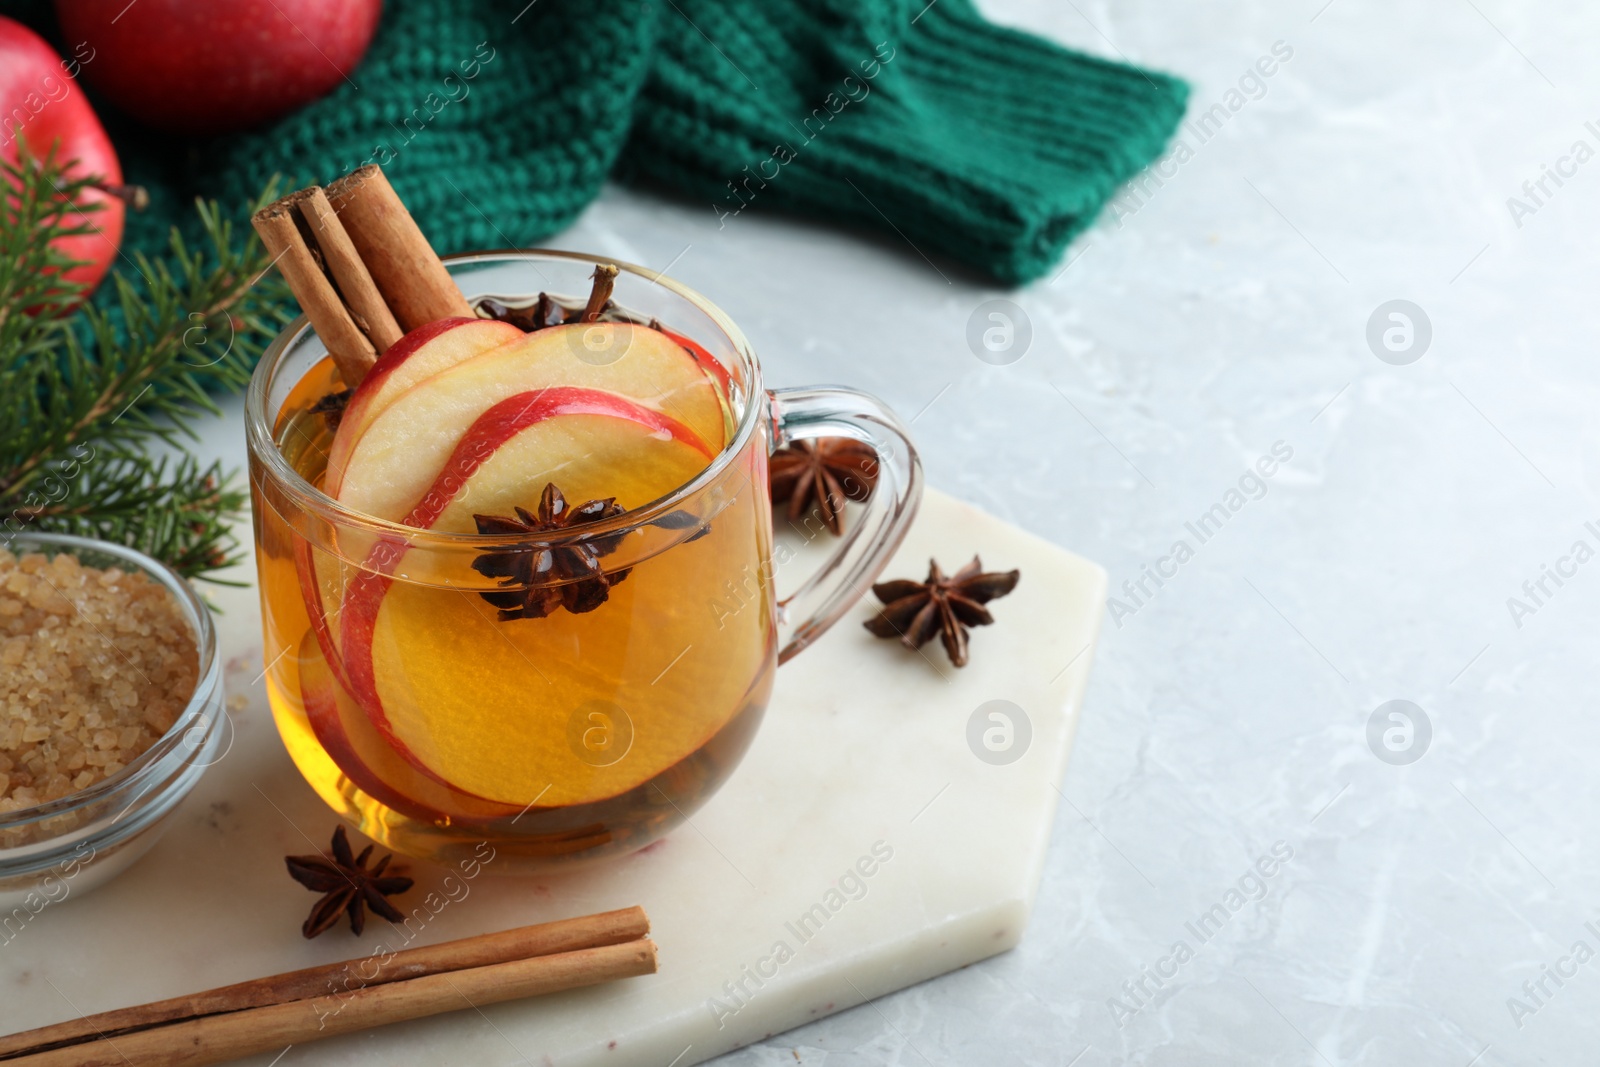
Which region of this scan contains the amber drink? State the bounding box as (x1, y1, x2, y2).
(247, 252, 920, 870)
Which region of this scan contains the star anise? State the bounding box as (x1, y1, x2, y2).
(476, 264, 625, 334)
(285, 826, 413, 938)
(864, 556, 1020, 667)
(478, 292, 567, 332)
(769, 438, 879, 535)
(308, 388, 351, 432)
(471, 482, 631, 621)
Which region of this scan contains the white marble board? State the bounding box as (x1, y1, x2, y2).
(0, 485, 1106, 1066)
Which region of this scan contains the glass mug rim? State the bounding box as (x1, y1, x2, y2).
(245, 248, 766, 547)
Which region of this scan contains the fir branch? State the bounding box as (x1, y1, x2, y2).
(0, 141, 96, 360)
(9, 447, 248, 584)
(0, 145, 293, 584)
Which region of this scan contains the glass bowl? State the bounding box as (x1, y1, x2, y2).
(0, 532, 225, 911)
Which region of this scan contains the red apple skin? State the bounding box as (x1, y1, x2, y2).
(296, 629, 444, 823)
(355, 317, 483, 403)
(404, 387, 714, 527)
(337, 387, 712, 791)
(324, 317, 525, 497)
(296, 630, 519, 823)
(54, 0, 381, 135)
(658, 325, 733, 397)
(335, 322, 729, 522)
(294, 538, 519, 818)
(0, 15, 124, 294)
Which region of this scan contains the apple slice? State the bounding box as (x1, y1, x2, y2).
(334, 323, 728, 524)
(295, 535, 516, 810)
(296, 630, 519, 823)
(337, 387, 715, 803)
(324, 316, 524, 495)
(407, 387, 714, 532)
(657, 324, 733, 398)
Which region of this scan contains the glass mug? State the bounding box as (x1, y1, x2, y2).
(246, 251, 921, 869)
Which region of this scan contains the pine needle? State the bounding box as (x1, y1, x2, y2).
(0, 141, 292, 585)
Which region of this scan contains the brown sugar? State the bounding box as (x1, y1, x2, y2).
(0, 548, 199, 813)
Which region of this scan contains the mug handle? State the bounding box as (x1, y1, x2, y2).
(767, 386, 923, 664)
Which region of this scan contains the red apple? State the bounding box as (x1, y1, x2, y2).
(324, 316, 525, 496)
(336, 322, 728, 523)
(54, 0, 381, 135)
(0, 15, 125, 295)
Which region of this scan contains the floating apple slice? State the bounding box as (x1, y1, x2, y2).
(342, 385, 712, 526)
(335, 323, 727, 524)
(295, 532, 519, 816)
(295, 536, 514, 809)
(324, 316, 524, 495)
(296, 629, 520, 824)
(337, 387, 714, 803)
(357, 487, 774, 808)
(657, 324, 734, 398)
(418, 393, 714, 533)
(293, 535, 347, 690)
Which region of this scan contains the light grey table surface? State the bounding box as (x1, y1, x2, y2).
(192, 1, 1595, 1062)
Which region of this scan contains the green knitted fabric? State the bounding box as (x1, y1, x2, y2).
(9, 0, 1186, 286)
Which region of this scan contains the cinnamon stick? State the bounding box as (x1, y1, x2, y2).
(6, 939, 657, 1067)
(252, 191, 377, 387)
(325, 165, 474, 331)
(296, 186, 405, 353)
(0, 907, 649, 1060)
